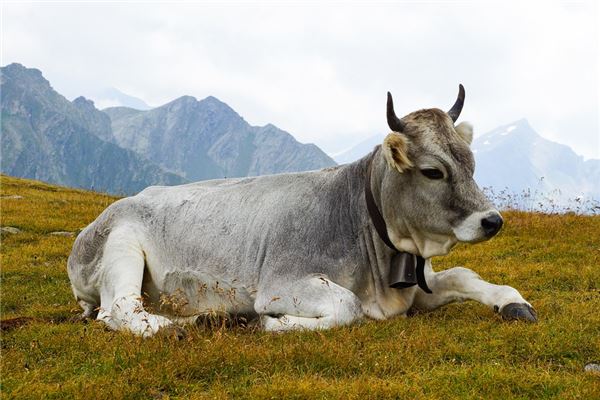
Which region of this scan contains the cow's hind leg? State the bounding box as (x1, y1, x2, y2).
(97, 226, 179, 337)
(255, 274, 363, 331)
(77, 299, 98, 320)
(412, 261, 537, 322)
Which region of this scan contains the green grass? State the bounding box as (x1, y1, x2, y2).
(1, 175, 599, 399)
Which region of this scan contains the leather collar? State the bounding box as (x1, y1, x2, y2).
(364, 156, 432, 294)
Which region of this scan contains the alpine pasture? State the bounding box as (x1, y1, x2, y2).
(1, 175, 598, 399)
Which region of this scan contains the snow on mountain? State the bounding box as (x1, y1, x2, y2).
(473, 119, 598, 198)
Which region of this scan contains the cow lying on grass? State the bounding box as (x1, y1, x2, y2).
(68, 85, 536, 337)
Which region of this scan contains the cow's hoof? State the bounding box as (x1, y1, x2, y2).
(499, 303, 538, 322)
(157, 324, 187, 340)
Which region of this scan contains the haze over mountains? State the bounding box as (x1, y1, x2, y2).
(1, 63, 335, 194)
(87, 87, 152, 110)
(2, 63, 597, 210)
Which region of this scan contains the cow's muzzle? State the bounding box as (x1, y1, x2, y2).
(453, 210, 504, 243)
(481, 213, 503, 238)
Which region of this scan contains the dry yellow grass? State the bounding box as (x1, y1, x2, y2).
(1, 174, 599, 399)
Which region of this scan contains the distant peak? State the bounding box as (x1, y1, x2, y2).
(512, 118, 531, 129)
(202, 95, 220, 103)
(163, 95, 234, 110)
(1, 63, 48, 85)
(199, 95, 240, 115)
(199, 95, 230, 108)
(160, 95, 198, 109)
(73, 96, 95, 108)
(172, 95, 198, 103)
(2, 62, 34, 73)
(487, 118, 536, 138)
(146, 94, 247, 126)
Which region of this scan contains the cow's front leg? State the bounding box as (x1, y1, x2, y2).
(254, 274, 364, 331)
(95, 226, 184, 338)
(412, 261, 537, 322)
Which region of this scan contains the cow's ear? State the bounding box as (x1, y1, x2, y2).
(383, 132, 413, 173)
(455, 121, 473, 145)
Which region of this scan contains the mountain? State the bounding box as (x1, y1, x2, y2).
(104, 96, 335, 180)
(333, 119, 599, 208)
(1, 63, 185, 194)
(1, 63, 336, 195)
(71, 96, 115, 143)
(472, 119, 600, 202)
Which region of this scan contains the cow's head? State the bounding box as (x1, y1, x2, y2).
(378, 85, 502, 258)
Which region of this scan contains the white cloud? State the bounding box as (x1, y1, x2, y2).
(2, 0, 598, 158)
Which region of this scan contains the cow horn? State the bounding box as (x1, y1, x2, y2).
(447, 84, 465, 122)
(387, 92, 406, 132)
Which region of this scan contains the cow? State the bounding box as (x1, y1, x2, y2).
(67, 85, 537, 337)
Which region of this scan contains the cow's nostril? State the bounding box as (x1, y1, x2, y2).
(481, 214, 503, 237)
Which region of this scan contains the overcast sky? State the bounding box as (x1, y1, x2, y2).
(2, 0, 599, 158)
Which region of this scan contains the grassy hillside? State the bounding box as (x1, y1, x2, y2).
(1, 175, 599, 399)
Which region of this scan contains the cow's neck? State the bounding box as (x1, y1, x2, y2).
(364, 151, 431, 293)
(366, 149, 456, 259)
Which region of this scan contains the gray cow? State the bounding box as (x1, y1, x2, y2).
(68, 86, 537, 337)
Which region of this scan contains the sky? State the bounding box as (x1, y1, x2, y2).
(2, 0, 599, 159)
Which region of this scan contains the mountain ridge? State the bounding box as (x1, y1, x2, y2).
(1, 63, 186, 194)
(1, 63, 336, 194)
(105, 93, 335, 180)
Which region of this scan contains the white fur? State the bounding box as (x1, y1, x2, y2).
(453, 210, 500, 242)
(455, 121, 474, 145)
(413, 260, 530, 311)
(95, 224, 175, 336)
(258, 276, 363, 332)
(391, 231, 458, 259)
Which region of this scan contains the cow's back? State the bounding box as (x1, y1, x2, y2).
(133, 168, 365, 287)
(68, 164, 368, 311)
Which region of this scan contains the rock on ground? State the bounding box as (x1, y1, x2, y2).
(584, 363, 600, 373)
(49, 231, 75, 237)
(1, 226, 21, 234)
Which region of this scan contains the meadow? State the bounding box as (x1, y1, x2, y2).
(1, 174, 599, 399)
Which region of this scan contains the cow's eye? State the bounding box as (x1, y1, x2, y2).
(420, 168, 444, 180)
